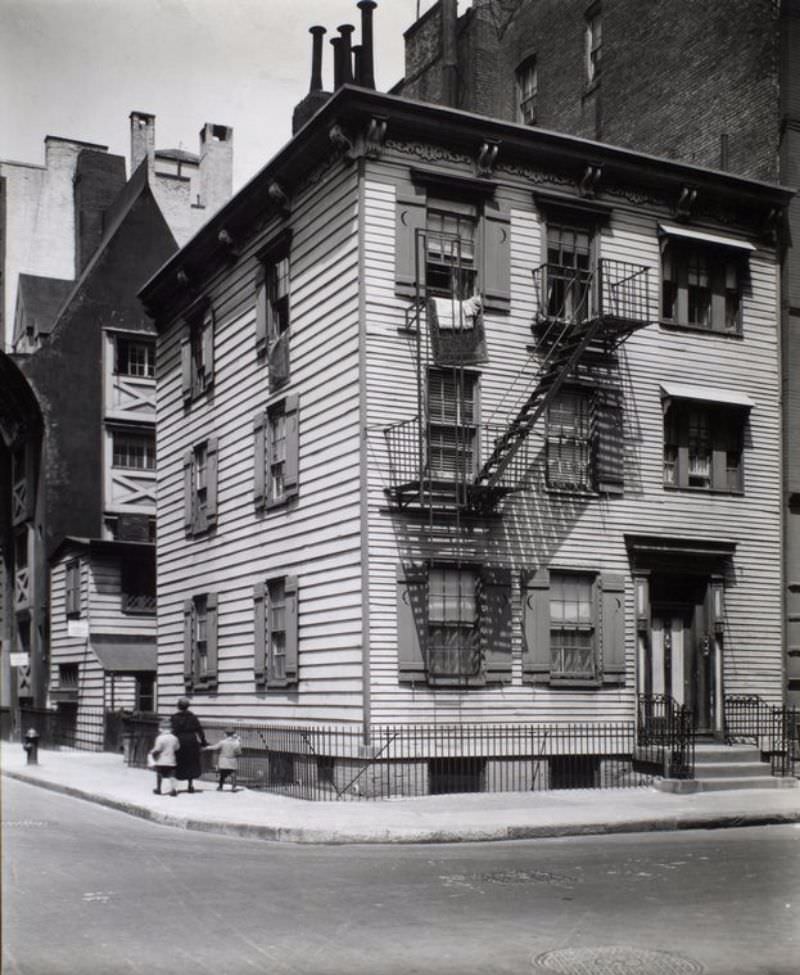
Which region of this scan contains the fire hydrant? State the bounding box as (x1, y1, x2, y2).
(23, 728, 40, 766)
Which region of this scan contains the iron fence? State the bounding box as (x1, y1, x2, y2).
(18, 705, 106, 752)
(636, 694, 695, 779)
(124, 716, 662, 800)
(724, 695, 800, 776)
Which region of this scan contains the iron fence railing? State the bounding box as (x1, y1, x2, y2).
(724, 695, 800, 777)
(18, 705, 106, 752)
(531, 259, 652, 326)
(636, 694, 695, 779)
(383, 418, 531, 501)
(123, 716, 662, 800)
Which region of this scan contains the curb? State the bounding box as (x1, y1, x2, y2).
(5, 767, 800, 845)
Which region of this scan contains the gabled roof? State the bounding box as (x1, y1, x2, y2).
(15, 274, 74, 338)
(156, 148, 199, 164)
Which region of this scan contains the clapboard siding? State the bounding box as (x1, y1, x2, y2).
(362, 143, 783, 724)
(155, 160, 366, 723)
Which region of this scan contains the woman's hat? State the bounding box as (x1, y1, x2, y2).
(176, 697, 190, 710)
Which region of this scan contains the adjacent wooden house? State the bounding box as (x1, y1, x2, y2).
(141, 84, 791, 785)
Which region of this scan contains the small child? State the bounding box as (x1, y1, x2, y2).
(203, 728, 242, 791)
(149, 721, 180, 797)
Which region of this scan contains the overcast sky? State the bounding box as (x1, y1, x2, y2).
(1, 0, 449, 190)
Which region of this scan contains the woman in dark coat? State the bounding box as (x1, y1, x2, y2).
(170, 698, 207, 792)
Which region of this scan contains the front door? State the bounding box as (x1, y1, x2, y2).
(650, 577, 718, 736)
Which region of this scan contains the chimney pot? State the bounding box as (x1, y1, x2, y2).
(352, 44, 364, 86)
(309, 25, 327, 93)
(357, 1, 377, 90)
(338, 25, 355, 85)
(330, 35, 343, 89)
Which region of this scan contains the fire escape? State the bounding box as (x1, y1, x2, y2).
(384, 227, 654, 515)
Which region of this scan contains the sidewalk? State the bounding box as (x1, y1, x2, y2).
(3, 743, 800, 845)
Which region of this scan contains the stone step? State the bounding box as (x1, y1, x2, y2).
(695, 776, 798, 792)
(694, 745, 762, 764)
(693, 761, 774, 779)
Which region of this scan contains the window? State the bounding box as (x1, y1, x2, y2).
(253, 576, 299, 688)
(663, 399, 745, 493)
(550, 573, 596, 680)
(183, 593, 218, 690)
(112, 431, 155, 470)
(135, 674, 155, 712)
(255, 233, 292, 389)
(585, 7, 602, 84)
(253, 396, 300, 509)
(427, 565, 480, 679)
(116, 337, 155, 378)
(546, 389, 592, 490)
(522, 569, 625, 686)
(546, 223, 593, 320)
(183, 437, 218, 535)
(65, 559, 81, 618)
(181, 302, 214, 401)
(427, 369, 478, 481)
(396, 564, 512, 686)
(121, 556, 156, 614)
(395, 172, 511, 313)
(425, 199, 478, 299)
(516, 57, 538, 124)
(58, 663, 79, 688)
(661, 241, 744, 334)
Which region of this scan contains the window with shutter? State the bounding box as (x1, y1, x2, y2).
(255, 575, 299, 688)
(661, 240, 745, 335)
(183, 302, 215, 401)
(394, 173, 511, 314)
(257, 395, 299, 509)
(662, 399, 745, 493)
(186, 437, 219, 535)
(185, 592, 218, 691)
(65, 559, 81, 619)
(546, 386, 624, 495)
(255, 235, 292, 387)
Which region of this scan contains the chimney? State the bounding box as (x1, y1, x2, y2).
(352, 44, 364, 85)
(338, 25, 355, 85)
(199, 123, 234, 217)
(330, 34, 344, 89)
(357, 1, 377, 90)
(442, 0, 458, 107)
(293, 25, 333, 133)
(309, 25, 326, 92)
(130, 111, 155, 176)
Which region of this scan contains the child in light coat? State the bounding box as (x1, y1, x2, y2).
(149, 722, 180, 797)
(203, 728, 242, 791)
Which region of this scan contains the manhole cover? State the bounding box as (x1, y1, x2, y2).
(533, 946, 703, 974)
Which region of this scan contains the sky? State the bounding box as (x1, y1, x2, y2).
(0, 0, 452, 191)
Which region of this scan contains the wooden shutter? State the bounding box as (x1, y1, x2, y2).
(283, 575, 299, 686)
(283, 394, 300, 500)
(183, 598, 195, 688)
(253, 411, 266, 509)
(395, 183, 427, 298)
(206, 437, 219, 528)
(600, 573, 626, 684)
(206, 593, 219, 686)
(202, 308, 215, 389)
(253, 582, 267, 687)
(592, 387, 624, 495)
(183, 449, 194, 535)
(481, 202, 511, 313)
(521, 568, 551, 684)
(180, 329, 192, 402)
(479, 566, 512, 683)
(396, 562, 427, 682)
(254, 264, 267, 358)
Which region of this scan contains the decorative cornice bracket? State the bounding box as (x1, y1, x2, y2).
(579, 165, 602, 198)
(267, 181, 290, 214)
(475, 139, 501, 179)
(674, 186, 698, 221)
(365, 115, 388, 160)
(329, 123, 356, 163)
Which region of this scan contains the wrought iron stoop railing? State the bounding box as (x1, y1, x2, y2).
(724, 695, 800, 777)
(636, 694, 696, 779)
(383, 248, 652, 514)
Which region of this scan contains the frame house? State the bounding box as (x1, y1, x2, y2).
(141, 8, 793, 795)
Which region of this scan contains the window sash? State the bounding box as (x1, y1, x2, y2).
(194, 598, 208, 676)
(661, 244, 743, 333)
(549, 573, 596, 678)
(268, 255, 291, 341)
(547, 390, 592, 490)
(117, 338, 155, 378)
(268, 578, 287, 680)
(113, 433, 155, 470)
(267, 406, 287, 502)
(426, 207, 478, 299)
(427, 567, 480, 678)
(663, 402, 743, 491)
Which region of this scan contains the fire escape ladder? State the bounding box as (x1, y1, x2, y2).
(475, 314, 606, 491)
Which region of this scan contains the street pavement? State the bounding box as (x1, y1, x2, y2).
(3, 776, 799, 975)
(2, 742, 800, 844)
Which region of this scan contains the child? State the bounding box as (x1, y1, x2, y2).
(148, 721, 180, 797)
(204, 728, 242, 791)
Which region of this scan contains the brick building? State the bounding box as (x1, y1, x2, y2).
(394, 0, 800, 704)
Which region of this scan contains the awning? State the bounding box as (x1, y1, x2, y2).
(92, 635, 156, 673)
(658, 223, 756, 252)
(659, 382, 754, 409)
